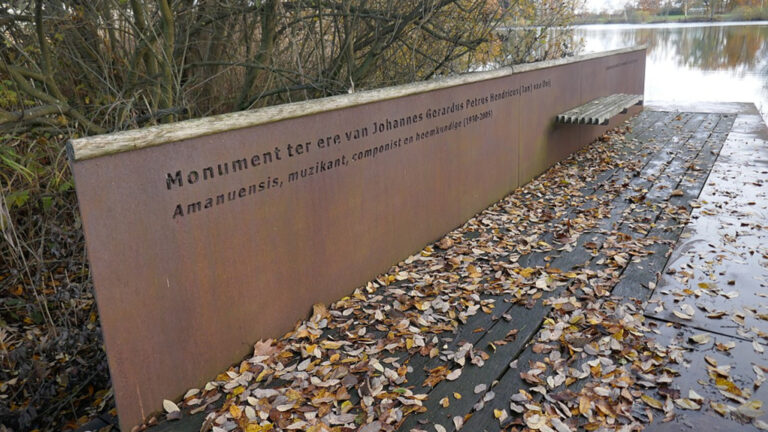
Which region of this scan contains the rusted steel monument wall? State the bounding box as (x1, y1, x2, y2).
(68, 47, 645, 429)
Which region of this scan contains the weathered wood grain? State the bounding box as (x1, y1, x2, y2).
(557, 93, 643, 125)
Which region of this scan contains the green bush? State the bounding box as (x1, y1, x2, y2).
(729, 5, 768, 21)
(627, 10, 652, 23)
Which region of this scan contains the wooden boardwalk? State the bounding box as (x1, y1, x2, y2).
(87, 104, 768, 432)
(399, 109, 738, 432)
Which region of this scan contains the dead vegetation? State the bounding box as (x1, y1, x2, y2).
(0, 131, 112, 430)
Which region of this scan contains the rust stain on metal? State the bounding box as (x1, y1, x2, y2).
(70, 49, 646, 430)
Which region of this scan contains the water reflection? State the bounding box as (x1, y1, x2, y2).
(576, 23, 768, 121)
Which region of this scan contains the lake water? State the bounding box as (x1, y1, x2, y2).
(576, 22, 768, 121)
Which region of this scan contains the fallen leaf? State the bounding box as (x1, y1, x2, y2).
(673, 310, 693, 320)
(688, 390, 703, 402)
(551, 417, 573, 432)
(716, 341, 736, 352)
(493, 408, 508, 423)
(755, 340, 765, 354)
(711, 402, 732, 416)
(674, 398, 701, 410)
(446, 369, 462, 381)
(689, 334, 711, 344)
(437, 237, 454, 249)
(641, 394, 664, 410)
(163, 399, 180, 413)
(737, 400, 765, 418)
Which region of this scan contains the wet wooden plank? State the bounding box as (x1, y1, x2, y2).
(396, 114, 664, 430)
(644, 110, 768, 338)
(641, 319, 768, 432)
(402, 110, 744, 432)
(398, 111, 707, 431)
(451, 112, 728, 432)
(613, 115, 735, 302)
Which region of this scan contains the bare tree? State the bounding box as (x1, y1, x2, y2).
(0, 0, 579, 135)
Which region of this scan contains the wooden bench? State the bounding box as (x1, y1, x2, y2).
(556, 93, 643, 125)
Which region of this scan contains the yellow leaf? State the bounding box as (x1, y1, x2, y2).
(230, 404, 242, 419)
(674, 398, 701, 410)
(579, 396, 591, 414)
(641, 394, 663, 410)
(715, 377, 743, 396)
(320, 341, 342, 350)
(341, 401, 353, 413)
(711, 402, 731, 417)
(453, 392, 462, 399)
(246, 423, 274, 432)
(255, 369, 270, 382)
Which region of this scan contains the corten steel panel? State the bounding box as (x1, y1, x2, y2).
(516, 64, 583, 185)
(518, 49, 647, 184)
(69, 49, 645, 430)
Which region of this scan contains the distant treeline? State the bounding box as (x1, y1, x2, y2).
(576, 0, 768, 24)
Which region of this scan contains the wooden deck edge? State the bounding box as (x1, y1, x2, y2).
(68, 46, 647, 161)
(645, 101, 759, 115)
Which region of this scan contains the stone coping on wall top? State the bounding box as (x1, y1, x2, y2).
(68, 46, 646, 162)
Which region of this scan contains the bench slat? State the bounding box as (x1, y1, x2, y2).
(586, 94, 637, 124)
(578, 94, 626, 124)
(556, 97, 606, 123)
(556, 93, 643, 125)
(593, 94, 642, 124)
(557, 98, 603, 123)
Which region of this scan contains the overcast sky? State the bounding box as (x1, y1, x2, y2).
(582, 0, 631, 12)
